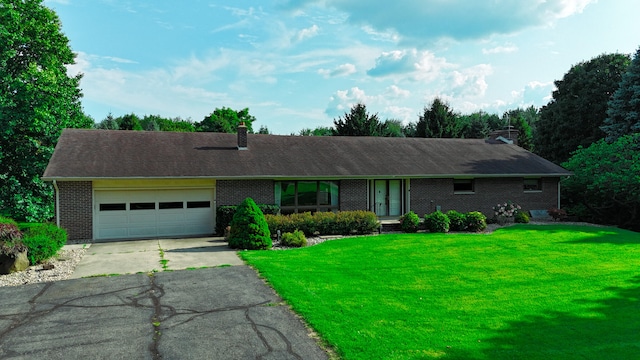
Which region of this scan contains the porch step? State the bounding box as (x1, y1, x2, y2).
(380, 220, 402, 233)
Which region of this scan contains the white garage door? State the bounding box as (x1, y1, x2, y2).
(95, 189, 214, 240)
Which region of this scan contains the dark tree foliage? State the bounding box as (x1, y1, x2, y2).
(0, 0, 93, 221)
(95, 113, 119, 130)
(333, 103, 383, 136)
(298, 126, 334, 136)
(381, 119, 405, 137)
(457, 111, 501, 139)
(535, 53, 631, 164)
(116, 113, 142, 130)
(257, 125, 270, 134)
(228, 197, 272, 250)
(503, 107, 537, 151)
(601, 47, 640, 142)
(416, 98, 459, 138)
(196, 107, 256, 133)
(140, 114, 195, 132)
(562, 133, 640, 231)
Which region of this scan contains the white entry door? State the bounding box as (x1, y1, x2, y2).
(94, 189, 214, 240)
(373, 180, 403, 217)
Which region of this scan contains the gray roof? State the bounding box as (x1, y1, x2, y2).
(42, 129, 571, 180)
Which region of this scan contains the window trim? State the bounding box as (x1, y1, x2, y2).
(276, 180, 340, 214)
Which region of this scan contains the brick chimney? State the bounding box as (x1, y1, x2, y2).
(488, 126, 519, 145)
(237, 122, 248, 150)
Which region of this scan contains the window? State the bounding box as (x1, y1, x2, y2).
(130, 202, 155, 210)
(187, 201, 211, 208)
(453, 179, 475, 193)
(99, 203, 126, 211)
(159, 202, 183, 210)
(524, 178, 542, 192)
(276, 181, 339, 214)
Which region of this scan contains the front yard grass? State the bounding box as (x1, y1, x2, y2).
(239, 224, 640, 359)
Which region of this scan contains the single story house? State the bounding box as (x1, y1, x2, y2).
(42, 126, 571, 241)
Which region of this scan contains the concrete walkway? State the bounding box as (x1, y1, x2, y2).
(71, 237, 244, 279)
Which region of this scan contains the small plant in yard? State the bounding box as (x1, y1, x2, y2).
(399, 211, 420, 233)
(548, 207, 568, 221)
(493, 201, 522, 224)
(21, 223, 67, 265)
(281, 230, 307, 247)
(466, 211, 487, 232)
(446, 210, 467, 231)
(515, 211, 530, 223)
(424, 211, 450, 233)
(228, 197, 272, 250)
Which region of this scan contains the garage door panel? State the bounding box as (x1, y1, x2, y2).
(95, 189, 214, 240)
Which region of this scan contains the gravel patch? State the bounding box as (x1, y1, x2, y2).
(0, 245, 88, 287)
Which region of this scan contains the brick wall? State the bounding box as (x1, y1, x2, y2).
(216, 180, 275, 206)
(410, 177, 559, 217)
(339, 179, 368, 211)
(57, 181, 93, 241)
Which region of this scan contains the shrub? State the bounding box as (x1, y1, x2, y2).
(548, 207, 568, 221)
(0, 216, 18, 226)
(446, 210, 467, 231)
(399, 211, 420, 233)
(466, 211, 487, 232)
(514, 211, 530, 224)
(228, 198, 272, 250)
(0, 223, 26, 256)
(266, 210, 379, 236)
(22, 223, 67, 265)
(424, 211, 450, 233)
(216, 204, 279, 235)
(281, 230, 307, 248)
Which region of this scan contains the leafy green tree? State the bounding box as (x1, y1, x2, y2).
(503, 107, 536, 151)
(298, 126, 334, 136)
(196, 107, 255, 133)
(402, 122, 418, 137)
(416, 98, 459, 138)
(0, 0, 92, 221)
(381, 119, 405, 137)
(457, 111, 500, 139)
(228, 197, 272, 250)
(257, 125, 270, 134)
(601, 47, 640, 142)
(117, 113, 142, 130)
(535, 53, 631, 164)
(333, 103, 383, 136)
(96, 113, 119, 130)
(562, 133, 640, 231)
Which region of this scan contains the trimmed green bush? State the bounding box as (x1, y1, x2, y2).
(228, 198, 272, 250)
(265, 210, 379, 236)
(446, 210, 467, 231)
(424, 211, 450, 233)
(216, 204, 279, 235)
(400, 211, 420, 233)
(21, 223, 67, 265)
(281, 230, 307, 247)
(0, 216, 18, 226)
(466, 211, 487, 232)
(514, 211, 530, 224)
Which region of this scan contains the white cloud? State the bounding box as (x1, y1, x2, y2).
(367, 49, 452, 81)
(511, 81, 555, 106)
(296, 24, 319, 41)
(482, 44, 519, 55)
(447, 64, 493, 97)
(318, 63, 357, 78)
(325, 85, 412, 118)
(285, 0, 598, 43)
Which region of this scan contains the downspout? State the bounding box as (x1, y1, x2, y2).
(53, 180, 60, 227)
(557, 179, 561, 209)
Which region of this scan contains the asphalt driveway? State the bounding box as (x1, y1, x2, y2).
(0, 265, 328, 359)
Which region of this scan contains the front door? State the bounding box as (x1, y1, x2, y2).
(373, 180, 402, 217)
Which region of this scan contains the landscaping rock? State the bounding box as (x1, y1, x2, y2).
(0, 250, 29, 275)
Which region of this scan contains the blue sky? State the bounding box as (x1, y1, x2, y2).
(45, 0, 639, 134)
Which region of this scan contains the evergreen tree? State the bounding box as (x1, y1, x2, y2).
(228, 198, 272, 250)
(601, 47, 640, 142)
(333, 103, 383, 136)
(416, 98, 459, 138)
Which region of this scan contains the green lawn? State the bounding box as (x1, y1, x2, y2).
(239, 225, 640, 360)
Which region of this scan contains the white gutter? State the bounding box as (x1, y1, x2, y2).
(53, 179, 60, 227)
